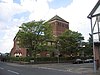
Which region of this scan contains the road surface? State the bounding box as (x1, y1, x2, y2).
(0, 62, 83, 75)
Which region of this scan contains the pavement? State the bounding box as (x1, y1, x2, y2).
(30, 63, 100, 75)
(7, 62, 100, 75)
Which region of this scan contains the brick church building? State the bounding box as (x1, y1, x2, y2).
(10, 15, 69, 57)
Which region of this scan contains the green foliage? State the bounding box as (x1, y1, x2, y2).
(17, 21, 52, 47)
(84, 34, 93, 56)
(7, 57, 34, 62)
(83, 42, 93, 56)
(88, 34, 93, 43)
(17, 20, 53, 56)
(57, 30, 84, 56)
(7, 57, 74, 63)
(35, 57, 73, 63)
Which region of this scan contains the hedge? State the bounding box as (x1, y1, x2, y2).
(6, 56, 93, 64)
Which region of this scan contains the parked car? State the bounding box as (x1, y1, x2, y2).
(84, 59, 93, 63)
(73, 59, 83, 64)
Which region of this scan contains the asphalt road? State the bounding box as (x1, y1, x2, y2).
(0, 62, 82, 75)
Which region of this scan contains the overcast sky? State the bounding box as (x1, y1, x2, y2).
(0, 0, 98, 53)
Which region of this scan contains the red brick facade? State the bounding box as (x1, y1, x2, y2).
(10, 36, 27, 57)
(10, 15, 69, 57)
(48, 15, 69, 37)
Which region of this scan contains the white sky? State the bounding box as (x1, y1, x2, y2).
(0, 0, 98, 53)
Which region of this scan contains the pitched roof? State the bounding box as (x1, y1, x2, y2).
(48, 15, 69, 23)
(87, 0, 100, 18)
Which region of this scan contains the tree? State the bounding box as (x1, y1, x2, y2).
(17, 20, 53, 57)
(88, 33, 93, 45)
(57, 29, 84, 57)
(84, 34, 93, 57)
(83, 42, 93, 57)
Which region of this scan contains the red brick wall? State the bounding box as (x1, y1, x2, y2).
(49, 20, 69, 36)
(11, 16, 69, 57)
(10, 39, 27, 57)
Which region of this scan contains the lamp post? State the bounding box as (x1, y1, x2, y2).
(57, 50, 60, 63)
(57, 41, 60, 63)
(89, 15, 100, 72)
(90, 17, 97, 72)
(87, 0, 100, 72)
(82, 45, 85, 57)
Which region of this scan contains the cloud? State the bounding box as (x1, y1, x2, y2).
(0, 2, 27, 53)
(0, 0, 26, 22)
(0, 0, 98, 53)
(1, 0, 13, 3)
(52, 0, 98, 41)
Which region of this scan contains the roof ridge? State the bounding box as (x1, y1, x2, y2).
(48, 15, 69, 23)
